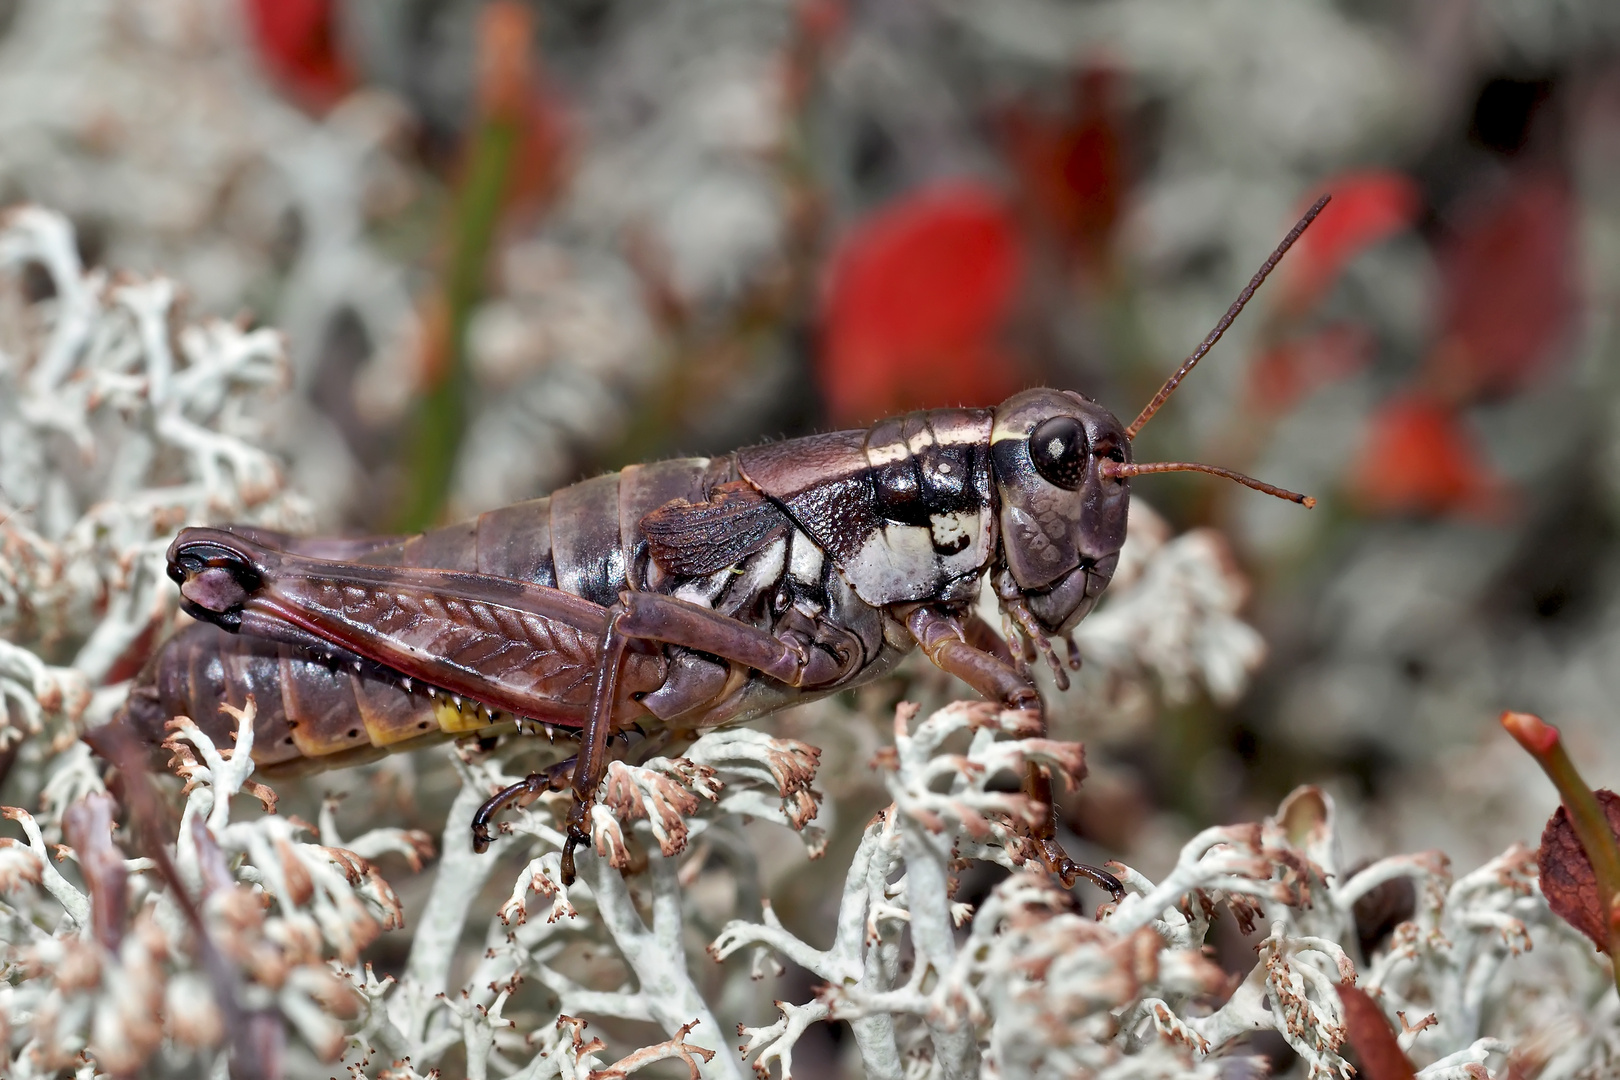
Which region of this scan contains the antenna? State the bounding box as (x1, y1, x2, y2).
(1125, 193, 1331, 440)
(1100, 460, 1316, 507)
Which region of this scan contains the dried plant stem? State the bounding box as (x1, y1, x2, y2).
(396, 3, 532, 531)
(900, 826, 979, 1079)
(1501, 710, 1620, 994)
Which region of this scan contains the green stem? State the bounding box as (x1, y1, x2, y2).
(394, 113, 521, 534)
(1502, 710, 1620, 994)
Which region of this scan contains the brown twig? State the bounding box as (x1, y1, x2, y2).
(1338, 985, 1417, 1080)
(588, 1019, 717, 1080)
(60, 793, 127, 952)
(85, 720, 284, 1080)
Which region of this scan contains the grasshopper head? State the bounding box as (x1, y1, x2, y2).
(986, 197, 1334, 636)
(989, 388, 1131, 632)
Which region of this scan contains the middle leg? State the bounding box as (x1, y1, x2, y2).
(559, 590, 864, 882)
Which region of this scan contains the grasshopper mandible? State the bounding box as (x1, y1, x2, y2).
(116, 197, 1329, 887)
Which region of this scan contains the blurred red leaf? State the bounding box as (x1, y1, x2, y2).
(1338, 985, 1417, 1080)
(1434, 170, 1576, 396)
(1352, 392, 1502, 516)
(1284, 171, 1420, 311)
(476, 2, 570, 216)
(1249, 323, 1374, 412)
(509, 94, 570, 215)
(821, 181, 1023, 426)
(242, 0, 353, 112)
(795, 0, 847, 45)
(1001, 66, 1127, 266)
(1538, 789, 1620, 952)
(783, 0, 846, 106)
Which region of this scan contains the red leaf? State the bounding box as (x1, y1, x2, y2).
(793, 0, 846, 49)
(1001, 66, 1127, 266)
(1284, 171, 1420, 311)
(1434, 170, 1576, 396)
(1248, 323, 1374, 412)
(820, 181, 1024, 426)
(477, 4, 570, 217)
(1538, 789, 1620, 952)
(507, 93, 571, 216)
(1351, 392, 1503, 517)
(783, 0, 847, 106)
(1338, 985, 1417, 1080)
(242, 0, 353, 112)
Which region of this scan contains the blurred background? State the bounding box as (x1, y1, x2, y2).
(4, 0, 1620, 1027)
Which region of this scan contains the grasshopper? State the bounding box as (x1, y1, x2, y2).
(117, 197, 1329, 886)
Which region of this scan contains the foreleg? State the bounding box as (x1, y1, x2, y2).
(906, 606, 1037, 710)
(905, 607, 1122, 902)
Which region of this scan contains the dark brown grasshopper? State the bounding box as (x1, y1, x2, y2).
(116, 197, 1329, 887)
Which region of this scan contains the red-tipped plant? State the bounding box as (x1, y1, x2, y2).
(396, 2, 567, 532)
(1501, 710, 1620, 994)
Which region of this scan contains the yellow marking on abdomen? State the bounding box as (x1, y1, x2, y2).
(350, 674, 440, 747)
(433, 695, 511, 735)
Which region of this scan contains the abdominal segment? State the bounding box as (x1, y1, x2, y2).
(122, 621, 560, 775)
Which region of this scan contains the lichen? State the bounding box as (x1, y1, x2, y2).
(1, 208, 1614, 1079)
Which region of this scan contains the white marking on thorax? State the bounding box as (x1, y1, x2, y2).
(728, 537, 786, 604)
(673, 574, 724, 608)
(675, 538, 789, 617)
(929, 511, 973, 550)
(864, 421, 984, 467)
(789, 529, 825, 585)
(840, 512, 992, 604)
(844, 525, 933, 598)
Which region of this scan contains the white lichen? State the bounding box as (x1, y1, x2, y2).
(2, 207, 1615, 1080)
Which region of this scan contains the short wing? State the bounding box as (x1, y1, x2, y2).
(168, 528, 664, 724)
(640, 481, 792, 577)
(735, 413, 997, 605)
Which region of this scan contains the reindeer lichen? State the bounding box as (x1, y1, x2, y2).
(1, 208, 1615, 1080)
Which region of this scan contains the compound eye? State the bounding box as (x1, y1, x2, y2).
(1029, 416, 1089, 489)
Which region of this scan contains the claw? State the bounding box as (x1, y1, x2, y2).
(470, 778, 529, 854)
(560, 799, 591, 885)
(1071, 862, 1125, 901)
(1036, 837, 1124, 906)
